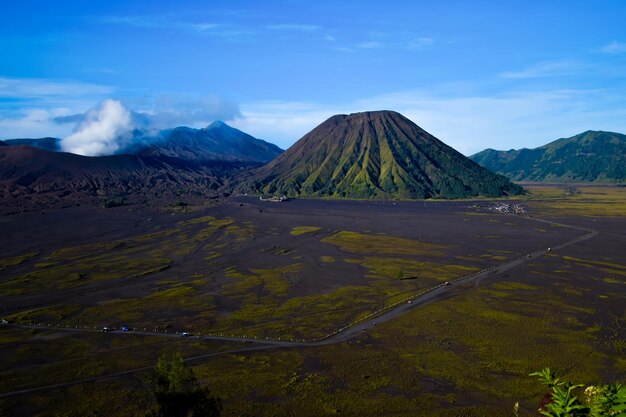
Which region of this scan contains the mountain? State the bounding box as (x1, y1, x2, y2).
(127, 121, 282, 163)
(3, 137, 61, 152)
(0, 145, 250, 214)
(243, 111, 524, 199)
(0, 122, 282, 213)
(470, 130, 626, 182)
(2, 122, 282, 163)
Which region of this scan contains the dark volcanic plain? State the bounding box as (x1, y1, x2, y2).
(0, 186, 625, 416)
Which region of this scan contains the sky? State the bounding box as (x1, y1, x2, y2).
(2, 0, 626, 155)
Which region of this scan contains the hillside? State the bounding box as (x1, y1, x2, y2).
(0, 122, 282, 213)
(2, 122, 282, 163)
(470, 131, 626, 182)
(3, 137, 61, 152)
(243, 111, 523, 199)
(130, 121, 282, 163)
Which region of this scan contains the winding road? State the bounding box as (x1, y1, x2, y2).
(0, 214, 599, 399)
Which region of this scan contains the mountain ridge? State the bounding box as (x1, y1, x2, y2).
(470, 130, 626, 182)
(0, 121, 281, 213)
(1, 122, 282, 163)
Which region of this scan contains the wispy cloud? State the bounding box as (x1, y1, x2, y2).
(189, 22, 221, 32)
(131, 94, 241, 129)
(102, 15, 250, 38)
(266, 24, 319, 31)
(597, 40, 626, 54)
(0, 75, 241, 142)
(407, 37, 433, 50)
(0, 76, 113, 99)
(234, 88, 626, 155)
(338, 34, 433, 53)
(357, 41, 383, 49)
(500, 60, 582, 79)
(0, 108, 77, 140)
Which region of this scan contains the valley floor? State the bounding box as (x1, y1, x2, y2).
(0, 185, 624, 416)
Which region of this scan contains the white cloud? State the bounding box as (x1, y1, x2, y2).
(60, 100, 132, 156)
(407, 37, 433, 50)
(266, 24, 319, 31)
(233, 88, 626, 155)
(357, 41, 383, 49)
(231, 101, 342, 148)
(103, 15, 248, 38)
(0, 108, 75, 140)
(597, 41, 626, 54)
(0, 76, 113, 99)
(0, 77, 242, 146)
(188, 22, 221, 32)
(501, 60, 582, 79)
(131, 94, 241, 129)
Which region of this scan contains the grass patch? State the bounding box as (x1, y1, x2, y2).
(0, 251, 38, 272)
(290, 226, 322, 236)
(322, 231, 445, 256)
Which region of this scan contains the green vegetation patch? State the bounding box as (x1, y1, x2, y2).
(562, 255, 626, 272)
(0, 256, 172, 295)
(0, 250, 38, 272)
(71, 285, 218, 329)
(290, 226, 322, 236)
(7, 304, 83, 324)
(349, 257, 478, 282)
(322, 230, 445, 256)
(525, 185, 626, 217)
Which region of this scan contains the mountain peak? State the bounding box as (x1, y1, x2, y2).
(206, 120, 228, 129)
(245, 110, 523, 199)
(135, 122, 282, 163)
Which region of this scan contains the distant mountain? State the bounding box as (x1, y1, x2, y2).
(2, 122, 282, 163)
(243, 111, 523, 199)
(470, 131, 626, 182)
(128, 121, 282, 163)
(3, 137, 60, 152)
(0, 122, 282, 213)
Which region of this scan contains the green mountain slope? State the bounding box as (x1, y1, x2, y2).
(245, 111, 524, 199)
(470, 130, 626, 182)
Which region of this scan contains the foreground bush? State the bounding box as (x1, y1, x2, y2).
(515, 368, 626, 416)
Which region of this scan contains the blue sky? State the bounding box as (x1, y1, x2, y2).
(2, 0, 626, 155)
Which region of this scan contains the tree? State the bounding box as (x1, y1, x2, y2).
(148, 351, 221, 417)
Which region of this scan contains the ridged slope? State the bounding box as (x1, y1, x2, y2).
(132, 121, 283, 163)
(470, 131, 626, 182)
(247, 111, 523, 199)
